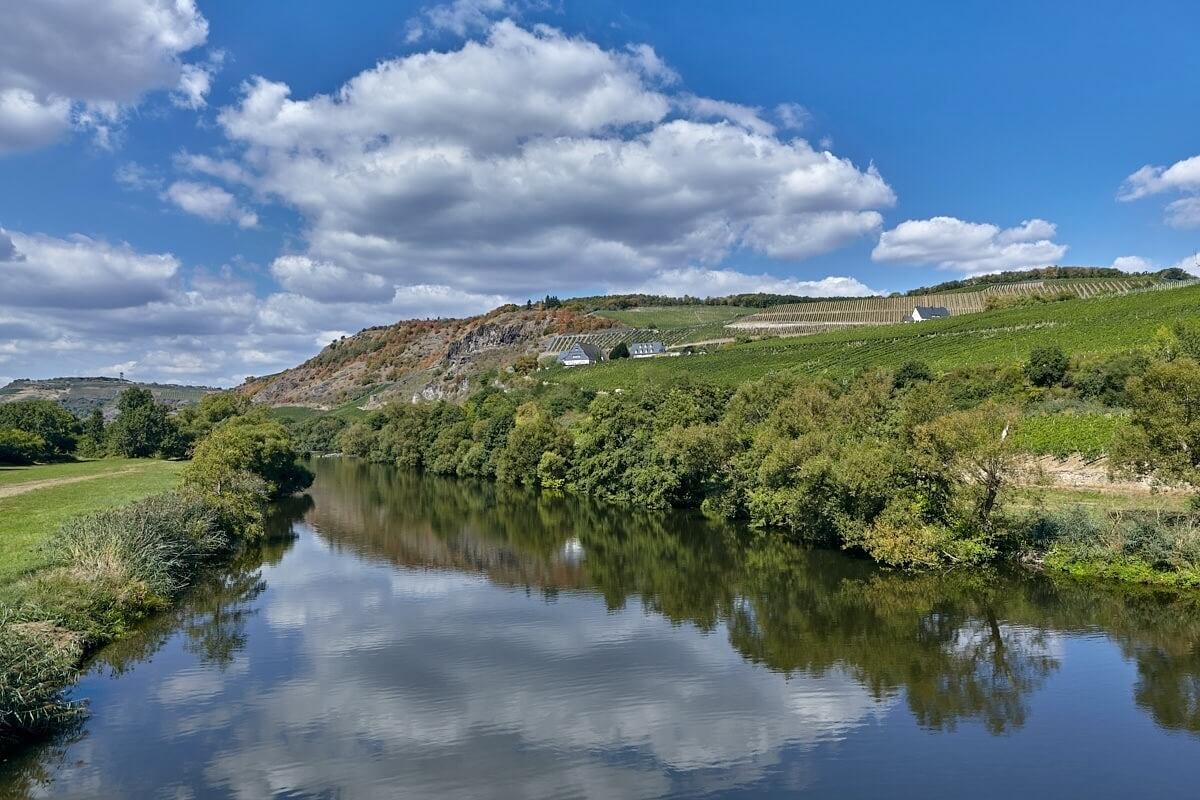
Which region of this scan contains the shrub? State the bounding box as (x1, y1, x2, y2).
(1025, 345, 1070, 387)
(185, 416, 313, 499)
(893, 360, 934, 389)
(1019, 507, 1200, 586)
(609, 342, 630, 360)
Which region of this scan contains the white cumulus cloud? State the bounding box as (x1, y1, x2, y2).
(405, 0, 515, 42)
(210, 21, 892, 298)
(1111, 255, 1153, 272)
(270, 256, 392, 304)
(164, 181, 259, 228)
(0, 0, 211, 152)
(872, 216, 1067, 273)
(626, 268, 877, 298)
(1118, 154, 1200, 201)
(1118, 154, 1200, 229)
(1165, 197, 1200, 229)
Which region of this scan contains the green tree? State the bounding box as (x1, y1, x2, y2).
(337, 422, 377, 457)
(107, 388, 184, 458)
(1113, 357, 1200, 491)
(177, 391, 252, 442)
(0, 399, 77, 457)
(0, 427, 47, 464)
(75, 407, 107, 457)
(1024, 345, 1070, 387)
(293, 415, 347, 454)
(185, 417, 313, 499)
(609, 342, 630, 360)
(183, 417, 314, 537)
(496, 406, 573, 486)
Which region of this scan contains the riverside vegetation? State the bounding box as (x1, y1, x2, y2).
(0, 390, 312, 749)
(324, 319, 1200, 588)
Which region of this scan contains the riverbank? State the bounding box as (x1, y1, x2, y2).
(1, 417, 314, 750)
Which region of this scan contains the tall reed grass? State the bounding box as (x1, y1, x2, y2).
(2, 490, 238, 749)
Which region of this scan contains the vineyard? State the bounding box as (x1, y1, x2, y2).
(728, 278, 1168, 334)
(593, 305, 756, 328)
(545, 323, 733, 353)
(556, 282, 1200, 391)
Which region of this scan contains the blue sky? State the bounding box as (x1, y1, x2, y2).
(1, 0, 1198, 386)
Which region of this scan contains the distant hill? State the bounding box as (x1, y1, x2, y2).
(0, 377, 216, 418)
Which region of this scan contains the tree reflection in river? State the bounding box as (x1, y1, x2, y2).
(305, 457, 1200, 737)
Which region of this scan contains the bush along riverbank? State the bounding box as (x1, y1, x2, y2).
(331, 325, 1200, 587)
(0, 414, 312, 750)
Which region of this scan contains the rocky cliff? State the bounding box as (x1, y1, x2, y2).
(239, 306, 615, 409)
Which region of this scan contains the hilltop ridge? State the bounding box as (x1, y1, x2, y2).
(0, 377, 216, 417)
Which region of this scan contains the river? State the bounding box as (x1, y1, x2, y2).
(3, 457, 1199, 798)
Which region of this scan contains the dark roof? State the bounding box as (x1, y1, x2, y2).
(913, 306, 951, 318)
(558, 342, 602, 362)
(629, 341, 665, 356)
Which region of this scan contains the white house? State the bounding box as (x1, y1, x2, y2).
(629, 341, 666, 358)
(558, 342, 603, 367)
(910, 305, 951, 322)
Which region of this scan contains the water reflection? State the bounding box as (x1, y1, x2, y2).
(3, 459, 1200, 798)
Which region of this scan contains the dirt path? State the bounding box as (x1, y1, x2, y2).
(0, 467, 143, 500)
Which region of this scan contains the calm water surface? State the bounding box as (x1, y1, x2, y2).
(4, 458, 1200, 798)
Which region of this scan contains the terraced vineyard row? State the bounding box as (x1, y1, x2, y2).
(729, 279, 1162, 332)
(545, 324, 733, 353)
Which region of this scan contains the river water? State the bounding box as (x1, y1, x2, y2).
(3, 457, 1200, 798)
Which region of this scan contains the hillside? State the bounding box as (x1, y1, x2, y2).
(557, 281, 1200, 390)
(240, 306, 616, 409)
(0, 377, 215, 418)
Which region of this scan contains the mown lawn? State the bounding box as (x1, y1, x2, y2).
(0, 457, 162, 488)
(0, 458, 184, 586)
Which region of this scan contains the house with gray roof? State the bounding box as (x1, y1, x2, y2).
(558, 342, 603, 367)
(629, 341, 666, 358)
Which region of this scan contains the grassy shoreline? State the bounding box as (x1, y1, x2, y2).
(0, 460, 184, 590)
(0, 444, 309, 750)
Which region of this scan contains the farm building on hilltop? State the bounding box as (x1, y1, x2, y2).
(910, 306, 951, 322)
(558, 342, 603, 367)
(629, 341, 666, 358)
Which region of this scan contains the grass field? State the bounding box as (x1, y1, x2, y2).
(0, 459, 184, 586)
(593, 305, 756, 328)
(557, 282, 1200, 390)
